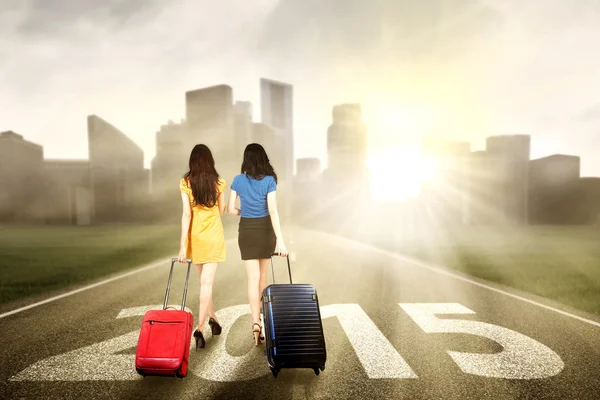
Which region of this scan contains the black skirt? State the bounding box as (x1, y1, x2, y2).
(238, 216, 277, 260)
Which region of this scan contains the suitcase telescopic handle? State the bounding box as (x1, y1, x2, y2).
(270, 253, 292, 284)
(164, 258, 193, 310)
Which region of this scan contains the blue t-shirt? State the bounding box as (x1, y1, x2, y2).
(231, 174, 277, 218)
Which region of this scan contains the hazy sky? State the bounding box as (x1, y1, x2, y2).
(1, 0, 600, 176)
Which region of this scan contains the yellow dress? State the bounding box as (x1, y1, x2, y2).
(179, 178, 227, 264)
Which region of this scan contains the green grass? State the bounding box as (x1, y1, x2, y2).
(347, 225, 600, 317)
(0, 224, 183, 305)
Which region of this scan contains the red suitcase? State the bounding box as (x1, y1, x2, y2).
(135, 258, 194, 378)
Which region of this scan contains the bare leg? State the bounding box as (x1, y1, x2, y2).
(197, 263, 218, 333)
(245, 259, 261, 325)
(258, 259, 270, 304)
(207, 297, 218, 322)
(196, 263, 204, 331)
(258, 258, 270, 326)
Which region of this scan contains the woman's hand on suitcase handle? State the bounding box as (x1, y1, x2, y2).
(276, 239, 288, 257)
(177, 247, 187, 263)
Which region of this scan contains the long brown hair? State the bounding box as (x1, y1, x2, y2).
(241, 143, 278, 183)
(183, 144, 220, 208)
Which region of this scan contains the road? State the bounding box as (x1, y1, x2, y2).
(1, 227, 599, 399)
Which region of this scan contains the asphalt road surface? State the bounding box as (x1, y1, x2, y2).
(1, 227, 599, 399)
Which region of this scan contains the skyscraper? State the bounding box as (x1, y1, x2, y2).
(324, 103, 369, 199)
(529, 154, 582, 224)
(318, 103, 369, 231)
(485, 135, 531, 224)
(233, 101, 253, 157)
(88, 115, 145, 223)
(43, 160, 92, 225)
(327, 103, 368, 174)
(151, 120, 189, 219)
(0, 131, 46, 222)
(186, 85, 234, 136)
(185, 85, 237, 189)
(260, 78, 294, 221)
(579, 177, 600, 224)
(251, 122, 282, 166)
(293, 158, 322, 224)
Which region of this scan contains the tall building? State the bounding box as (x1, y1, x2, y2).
(43, 160, 92, 225)
(152, 120, 188, 192)
(484, 135, 531, 224)
(233, 101, 253, 157)
(319, 103, 369, 229)
(323, 103, 368, 198)
(0, 131, 46, 222)
(420, 137, 471, 225)
(529, 154, 582, 224)
(326, 103, 367, 174)
(150, 120, 189, 220)
(186, 85, 234, 134)
(186, 85, 237, 188)
(155, 119, 188, 156)
(251, 122, 282, 169)
(260, 78, 294, 221)
(293, 157, 322, 223)
(88, 115, 146, 223)
(579, 177, 600, 224)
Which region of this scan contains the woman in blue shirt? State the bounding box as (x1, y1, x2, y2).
(227, 143, 288, 346)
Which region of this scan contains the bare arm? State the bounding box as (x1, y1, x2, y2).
(267, 191, 287, 255)
(217, 190, 226, 216)
(179, 192, 192, 260)
(227, 189, 241, 215)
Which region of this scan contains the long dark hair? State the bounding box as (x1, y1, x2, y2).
(241, 143, 277, 183)
(183, 144, 220, 208)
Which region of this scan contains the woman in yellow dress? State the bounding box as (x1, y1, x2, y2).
(177, 144, 226, 350)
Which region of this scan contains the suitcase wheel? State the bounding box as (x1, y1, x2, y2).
(313, 368, 320, 376)
(271, 368, 278, 378)
(320, 365, 325, 372)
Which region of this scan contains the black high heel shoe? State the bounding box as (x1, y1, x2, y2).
(208, 318, 222, 336)
(193, 329, 205, 350)
(252, 323, 265, 346)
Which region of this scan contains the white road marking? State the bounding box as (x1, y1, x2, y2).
(198, 303, 418, 381)
(193, 304, 270, 381)
(400, 303, 564, 379)
(9, 302, 565, 382)
(321, 304, 417, 379)
(315, 230, 600, 329)
(9, 330, 141, 381)
(11, 302, 418, 382)
(9, 305, 166, 381)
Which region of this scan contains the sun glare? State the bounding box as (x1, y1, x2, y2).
(368, 147, 431, 202)
(364, 102, 440, 202)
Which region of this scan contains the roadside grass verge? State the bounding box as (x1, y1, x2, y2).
(352, 225, 600, 317)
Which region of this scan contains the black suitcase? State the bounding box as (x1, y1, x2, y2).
(262, 253, 327, 378)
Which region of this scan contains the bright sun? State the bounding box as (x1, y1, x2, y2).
(363, 102, 440, 202)
(367, 147, 435, 202)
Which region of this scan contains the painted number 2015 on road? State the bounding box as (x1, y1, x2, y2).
(9, 302, 564, 382)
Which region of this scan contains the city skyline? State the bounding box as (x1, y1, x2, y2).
(2, 0, 600, 177)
